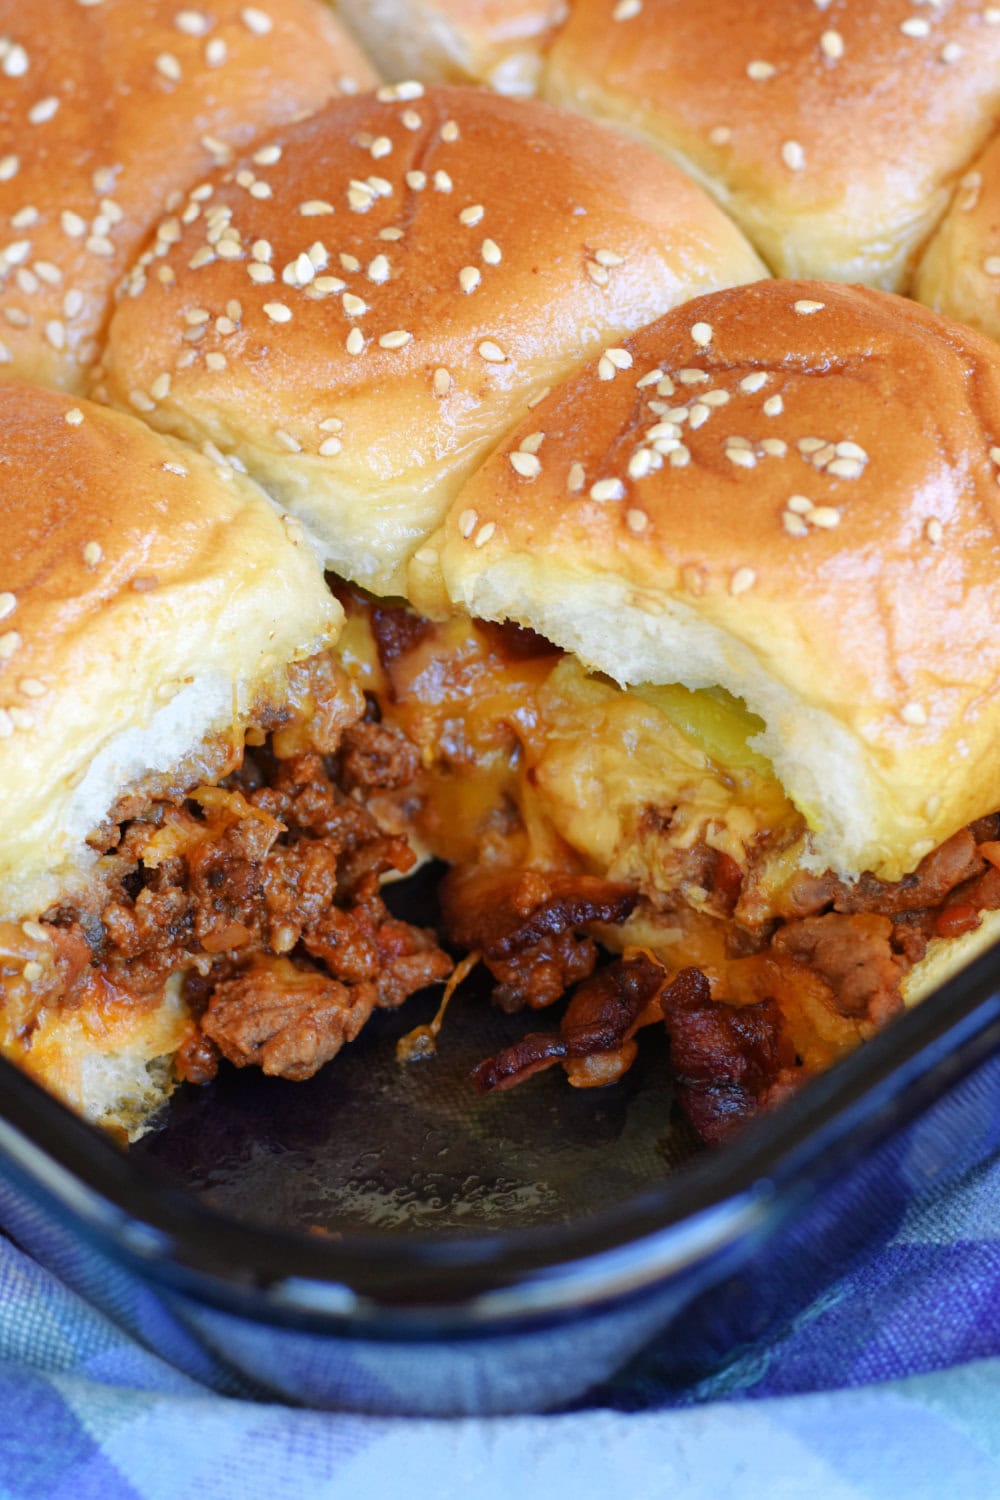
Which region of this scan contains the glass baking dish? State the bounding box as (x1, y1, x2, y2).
(0, 872, 999, 1417)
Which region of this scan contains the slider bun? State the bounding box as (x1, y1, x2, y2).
(99, 84, 767, 598)
(0, 0, 375, 392)
(544, 0, 1000, 290)
(436, 279, 1000, 883)
(914, 137, 1000, 341)
(0, 379, 340, 920)
(333, 0, 566, 95)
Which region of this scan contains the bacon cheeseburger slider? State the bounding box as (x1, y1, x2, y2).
(0, 382, 449, 1136)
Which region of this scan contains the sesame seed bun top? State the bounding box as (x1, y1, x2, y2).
(914, 134, 1000, 342)
(98, 83, 767, 597)
(435, 279, 1000, 881)
(0, 0, 375, 392)
(544, 0, 1000, 290)
(333, 0, 568, 96)
(0, 379, 340, 920)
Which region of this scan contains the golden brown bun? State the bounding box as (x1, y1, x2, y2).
(544, 0, 1000, 290)
(334, 0, 566, 94)
(0, 379, 340, 921)
(436, 279, 1000, 882)
(914, 136, 1000, 341)
(0, 0, 375, 393)
(99, 84, 766, 597)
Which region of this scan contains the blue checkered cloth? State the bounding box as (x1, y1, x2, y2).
(3, 1142, 1000, 1500)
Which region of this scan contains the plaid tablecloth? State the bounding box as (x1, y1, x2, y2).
(3, 1141, 1000, 1499)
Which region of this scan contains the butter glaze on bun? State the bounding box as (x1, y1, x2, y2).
(99, 83, 767, 597)
(436, 279, 1000, 882)
(914, 137, 1000, 342)
(0, 379, 340, 921)
(0, 0, 375, 392)
(544, 0, 1000, 290)
(334, 0, 567, 94)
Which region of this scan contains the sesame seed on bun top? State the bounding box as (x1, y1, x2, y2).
(436, 279, 1000, 881)
(99, 82, 767, 596)
(0, 0, 375, 392)
(545, 0, 1000, 290)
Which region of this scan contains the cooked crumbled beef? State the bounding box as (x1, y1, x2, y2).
(30, 671, 451, 1084)
(772, 912, 904, 1025)
(440, 865, 638, 1010)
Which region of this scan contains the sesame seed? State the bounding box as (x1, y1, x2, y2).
(379, 330, 412, 350)
(19, 677, 46, 699)
(342, 292, 367, 316)
(249, 181, 271, 200)
(252, 240, 273, 262)
(459, 204, 485, 227)
(628, 450, 655, 479)
(28, 96, 59, 125)
(370, 136, 393, 160)
(691, 321, 713, 347)
(205, 352, 226, 371)
(459, 508, 478, 538)
(406, 170, 427, 191)
(481, 238, 502, 265)
(441, 120, 460, 142)
(509, 451, 541, 479)
(984, 257, 1000, 277)
(730, 567, 757, 595)
(763, 395, 784, 417)
(61, 210, 86, 238)
(86, 235, 114, 257)
(761, 438, 787, 456)
(594, 249, 625, 268)
(433, 367, 452, 395)
(458, 266, 481, 294)
(176, 10, 210, 35)
(787, 495, 814, 514)
(83, 541, 102, 567)
(318, 436, 342, 457)
(22, 962, 43, 982)
(248, 263, 274, 283)
(626, 508, 648, 533)
(612, 0, 642, 17)
(474, 522, 496, 548)
(163, 462, 187, 476)
(478, 340, 507, 363)
(150, 374, 172, 400)
(901, 702, 927, 726)
(0, 593, 14, 620)
(687, 404, 709, 429)
(253, 145, 282, 168)
(747, 59, 776, 80)
(826, 457, 864, 480)
(798, 437, 825, 454)
(376, 80, 424, 102)
(241, 6, 273, 35)
(567, 462, 585, 493)
(783, 512, 809, 537)
(587, 263, 610, 287)
(527, 387, 551, 409)
(155, 52, 182, 82)
(794, 299, 825, 314)
(820, 29, 844, 59)
(900, 17, 930, 37)
(727, 447, 757, 469)
(0, 632, 20, 659)
(637, 369, 664, 389)
(434, 171, 453, 193)
(925, 518, 943, 544)
(782, 140, 806, 171)
(345, 328, 364, 355)
(590, 478, 626, 502)
(128, 389, 155, 413)
(940, 41, 961, 63)
(401, 109, 422, 130)
(300, 200, 334, 217)
(709, 126, 732, 146)
(740, 372, 769, 393)
(263, 302, 292, 323)
(0, 156, 19, 182)
(64, 407, 84, 426)
(810, 506, 841, 528)
(2, 43, 28, 77)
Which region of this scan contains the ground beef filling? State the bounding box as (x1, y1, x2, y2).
(36, 718, 452, 1084)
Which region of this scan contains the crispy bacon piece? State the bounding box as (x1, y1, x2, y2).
(440, 865, 638, 1011)
(660, 967, 802, 1145)
(471, 953, 665, 1093)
